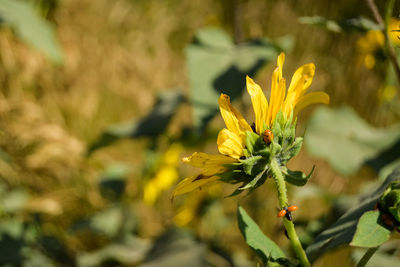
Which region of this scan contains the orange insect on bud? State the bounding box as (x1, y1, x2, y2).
(277, 209, 287, 217)
(288, 206, 298, 212)
(263, 130, 273, 144)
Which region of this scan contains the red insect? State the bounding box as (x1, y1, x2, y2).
(263, 129, 274, 144)
(277, 205, 298, 221)
(277, 209, 287, 218)
(288, 206, 298, 212)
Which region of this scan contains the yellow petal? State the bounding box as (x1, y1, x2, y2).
(388, 18, 400, 47)
(293, 92, 330, 117)
(246, 76, 268, 134)
(271, 78, 286, 123)
(183, 152, 237, 167)
(218, 94, 252, 140)
(217, 128, 244, 158)
(277, 52, 285, 80)
(282, 90, 296, 118)
(183, 152, 237, 176)
(267, 67, 280, 126)
(172, 174, 220, 197)
(287, 63, 315, 97)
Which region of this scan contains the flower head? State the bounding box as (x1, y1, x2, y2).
(388, 17, 400, 47)
(356, 30, 384, 69)
(173, 53, 329, 197)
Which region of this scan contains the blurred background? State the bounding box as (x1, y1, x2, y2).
(0, 0, 400, 266)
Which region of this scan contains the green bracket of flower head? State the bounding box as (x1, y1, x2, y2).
(282, 165, 315, 187)
(244, 131, 263, 156)
(379, 181, 400, 222)
(279, 137, 303, 165)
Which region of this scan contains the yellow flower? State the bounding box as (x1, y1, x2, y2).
(143, 143, 182, 204)
(377, 85, 397, 104)
(356, 30, 385, 69)
(388, 17, 400, 47)
(172, 53, 329, 197)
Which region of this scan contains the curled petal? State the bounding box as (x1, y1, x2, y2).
(218, 94, 252, 140)
(246, 76, 268, 134)
(172, 174, 220, 197)
(287, 63, 315, 97)
(217, 128, 244, 159)
(293, 92, 330, 117)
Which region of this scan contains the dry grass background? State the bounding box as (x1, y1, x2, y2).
(0, 0, 398, 266)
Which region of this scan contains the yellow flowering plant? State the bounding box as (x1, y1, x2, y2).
(173, 53, 329, 198)
(173, 53, 329, 266)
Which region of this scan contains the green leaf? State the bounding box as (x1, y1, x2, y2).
(306, 167, 400, 261)
(0, 0, 63, 63)
(305, 106, 400, 175)
(88, 91, 184, 154)
(237, 206, 286, 264)
(98, 163, 130, 201)
(298, 16, 341, 32)
(283, 166, 314, 187)
(299, 16, 381, 33)
(194, 27, 233, 49)
(351, 211, 391, 247)
(186, 28, 294, 132)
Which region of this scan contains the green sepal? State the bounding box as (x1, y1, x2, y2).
(245, 131, 260, 155)
(279, 137, 303, 164)
(379, 182, 400, 222)
(239, 167, 268, 190)
(282, 165, 315, 186)
(270, 141, 282, 157)
(240, 155, 263, 176)
(389, 206, 400, 222)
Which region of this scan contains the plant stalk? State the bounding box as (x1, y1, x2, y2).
(270, 158, 310, 267)
(356, 247, 379, 267)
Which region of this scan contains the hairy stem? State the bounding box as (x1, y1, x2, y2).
(270, 158, 310, 267)
(356, 247, 379, 267)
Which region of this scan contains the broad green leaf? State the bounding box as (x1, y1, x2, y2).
(194, 27, 233, 49)
(351, 211, 391, 247)
(305, 106, 400, 175)
(306, 167, 400, 261)
(0, 0, 63, 63)
(141, 228, 207, 267)
(186, 28, 294, 132)
(78, 235, 151, 267)
(88, 91, 184, 153)
(237, 206, 286, 264)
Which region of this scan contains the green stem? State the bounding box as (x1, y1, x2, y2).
(270, 158, 310, 267)
(356, 247, 379, 267)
